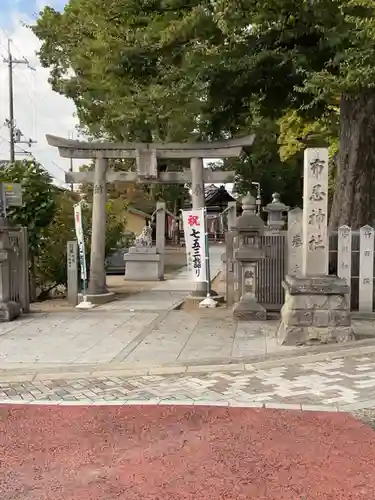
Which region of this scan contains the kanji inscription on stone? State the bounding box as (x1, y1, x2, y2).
(287, 207, 302, 276)
(302, 148, 329, 276)
(337, 225, 352, 308)
(359, 225, 374, 313)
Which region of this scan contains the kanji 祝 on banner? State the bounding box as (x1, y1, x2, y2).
(182, 209, 207, 283)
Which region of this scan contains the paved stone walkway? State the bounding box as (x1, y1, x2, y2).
(3, 353, 375, 411)
(1, 310, 375, 369)
(99, 244, 224, 311)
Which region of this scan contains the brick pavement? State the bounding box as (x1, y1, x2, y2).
(2, 353, 375, 411)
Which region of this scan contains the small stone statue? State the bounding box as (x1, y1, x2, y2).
(135, 224, 153, 248)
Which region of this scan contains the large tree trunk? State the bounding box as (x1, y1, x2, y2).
(329, 92, 375, 230)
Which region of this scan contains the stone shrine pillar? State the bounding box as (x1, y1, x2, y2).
(190, 157, 207, 296)
(221, 200, 238, 282)
(156, 201, 166, 277)
(263, 193, 289, 230)
(0, 223, 20, 320)
(190, 158, 205, 209)
(227, 201, 237, 230)
(277, 148, 354, 345)
(67, 241, 78, 306)
(87, 155, 114, 302)
(233, 193, 267, 321)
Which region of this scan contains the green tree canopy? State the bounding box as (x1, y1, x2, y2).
(35, 188, 127, 298)
(32, 0, 375, 227)
(0, 159, 57, 255)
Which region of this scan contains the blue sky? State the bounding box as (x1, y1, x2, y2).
(0, 0, 79, 186)
(0, 0, 66, 24)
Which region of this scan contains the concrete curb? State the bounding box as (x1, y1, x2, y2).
(2, 339, 375, 383)
(0, 398, 374, 412)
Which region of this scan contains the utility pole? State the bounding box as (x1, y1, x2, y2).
(4, 39, 36, 163)
(8, 40, 15, 162)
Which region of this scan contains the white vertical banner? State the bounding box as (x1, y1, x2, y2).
(182, 208, 207, 282)
(73, 202, 87, 282)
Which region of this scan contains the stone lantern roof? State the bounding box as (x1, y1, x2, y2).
(236, 192, 264, 235)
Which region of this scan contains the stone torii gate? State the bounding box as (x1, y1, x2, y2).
(46, 134, 255, 303)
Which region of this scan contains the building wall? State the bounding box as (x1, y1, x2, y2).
(125, 212, 147, 236)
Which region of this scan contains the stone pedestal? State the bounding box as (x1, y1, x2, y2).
(124, 247, 163, 281)
(277, 275, 354, 345)
(0, 300, 20, 321)
(233, 294, 267, 321)
(78, 291, 114, 305)
(233, 258, 267, 321)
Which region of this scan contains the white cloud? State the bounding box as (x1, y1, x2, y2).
(0, 13, 79, 186)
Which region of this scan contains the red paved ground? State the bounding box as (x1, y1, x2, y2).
(1, 405, 375, 500)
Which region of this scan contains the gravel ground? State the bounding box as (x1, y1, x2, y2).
(352, 408, 375, 430)
(2, 405, 375, 499)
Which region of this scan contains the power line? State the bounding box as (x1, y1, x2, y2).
(3, 39, 37, 162)
(0, 135, 68, 187)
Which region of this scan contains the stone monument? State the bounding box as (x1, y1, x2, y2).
(123, 224, 163, 281)
(277, 148, 354, 345)
(233, 193, 267, 321)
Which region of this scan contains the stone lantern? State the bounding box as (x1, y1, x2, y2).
(263, 193, 289, 230)
(233, 193, 267, 320)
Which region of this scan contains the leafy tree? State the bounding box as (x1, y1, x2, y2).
(232, 119, 303, 209)
(31, 0, 205, 142)
(0, 160, 126, 299)
(191, 0, 375, 227)
(35, 189, 78, 297)
(0, 159, 57, 254)
(0, 159, 58, 297)
(36, 189, 127, 298)
(33, 0, 375, 228)
(33, 1, 193, 214)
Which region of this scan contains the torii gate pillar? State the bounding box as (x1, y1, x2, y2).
(87, 155, 113, 301)
(190, 158, 207, 296)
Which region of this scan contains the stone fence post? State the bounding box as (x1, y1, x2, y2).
(0, 224, 20, 320)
